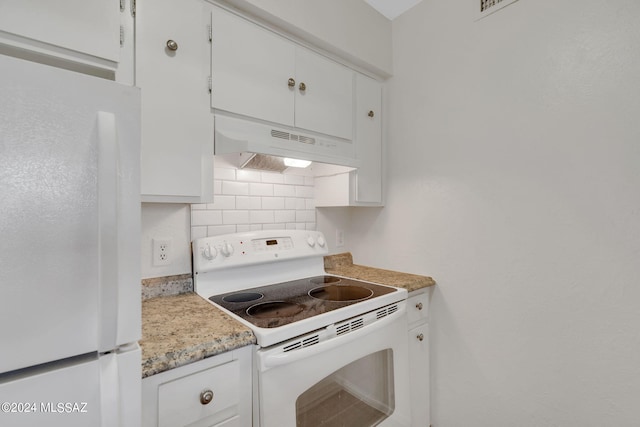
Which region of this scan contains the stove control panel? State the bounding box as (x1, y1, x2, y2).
(252, 237, 293, 252)
(193, 230, 329, 273)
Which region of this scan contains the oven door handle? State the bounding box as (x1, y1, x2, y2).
(259, 309, 405, 370)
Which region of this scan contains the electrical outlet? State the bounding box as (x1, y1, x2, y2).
(153, 238, 172, 266)
(335, 229, 345, 248)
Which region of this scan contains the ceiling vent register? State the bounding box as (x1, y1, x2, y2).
(481, 0, 503, 12)
(478, 0, 519, 18)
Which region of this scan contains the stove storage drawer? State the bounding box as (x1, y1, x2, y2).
(407, 290, 430, 326)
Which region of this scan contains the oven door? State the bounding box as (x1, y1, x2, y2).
(255, 304, 411, 427)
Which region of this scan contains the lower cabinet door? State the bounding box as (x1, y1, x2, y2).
(158, 360, 240, 427)
(214, 415, 241, 427)
(408, 323, 430, 427)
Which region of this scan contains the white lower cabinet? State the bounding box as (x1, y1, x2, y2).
(407, 290, 431, 426)
(142, 346, 253, 427)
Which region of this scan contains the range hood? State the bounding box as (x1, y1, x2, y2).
(214, 115, 360, 170)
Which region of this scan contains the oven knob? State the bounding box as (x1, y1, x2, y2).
(306, 236, 316, 247)
(220, 242, 234, 257)
(317, 236, 326, 248)
(202, 244, 217, 260)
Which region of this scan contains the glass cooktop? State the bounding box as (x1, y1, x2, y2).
(209, 275, 397, 329)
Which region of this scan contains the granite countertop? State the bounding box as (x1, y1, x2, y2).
(140, 292, 255, 378)
(324, 252, 436, 293)
(140, 254, 435, 378)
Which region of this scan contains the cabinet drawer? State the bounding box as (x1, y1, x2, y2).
(158, 359, 240, 427)
(407, 292, 429, 325)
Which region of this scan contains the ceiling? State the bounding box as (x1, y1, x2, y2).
(363, 0, 423, 20)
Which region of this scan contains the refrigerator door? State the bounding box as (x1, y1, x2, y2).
(0, 55, 141, 374)
(0, 344, 141, 427)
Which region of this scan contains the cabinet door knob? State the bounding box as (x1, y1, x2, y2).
(166, 39, 178, 51)
(417, 333, 424, 341)
(368, 110, 375, 118)
(200, 389, 214, 405)
(288, 78, 296, 87)
(299, 82, 307, 92)
(416, 302, 423, 310)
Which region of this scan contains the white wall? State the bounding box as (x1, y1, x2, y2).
(141, 203, 192, 279)
(341, 0, 640, 425)
(221, 0, 392, 77)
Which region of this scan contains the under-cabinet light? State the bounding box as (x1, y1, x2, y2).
(283, 158, 312, 168)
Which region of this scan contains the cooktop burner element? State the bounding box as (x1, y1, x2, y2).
(309, 276, 342, 284)
(308, 285, 374, 302)
(209, 275, 397, 329)
(193, 230, 408, 347)
(247, 301, 305, 318)
(222, 292, 263, 303)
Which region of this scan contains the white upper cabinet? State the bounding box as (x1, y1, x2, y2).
(315, 74, 383, 206)
(0, 0, 121, 70)
(294, 48, 353, 140)
(353, 74, 383, 204)
(135, 0, 214, 203)
(210, 7, 295, 127)
(211, 6, 353, 140)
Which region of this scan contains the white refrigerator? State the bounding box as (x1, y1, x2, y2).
(0, 55, 141, 426)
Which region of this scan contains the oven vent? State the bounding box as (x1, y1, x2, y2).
(376, 304, 399, 319)
(282, 334, 320, 353)
(336, 317, 364, 336)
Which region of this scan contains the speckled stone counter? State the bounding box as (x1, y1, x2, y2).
(324, 252, 435, 293)
(140, 254, 432, 378)
(140, 293, 255, 378)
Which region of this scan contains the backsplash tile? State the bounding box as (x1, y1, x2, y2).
(191, 168, 315, 239)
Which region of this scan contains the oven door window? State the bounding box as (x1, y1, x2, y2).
(296, 349, 394, 426)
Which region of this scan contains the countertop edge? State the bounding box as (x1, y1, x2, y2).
(324, 253, 436, 293)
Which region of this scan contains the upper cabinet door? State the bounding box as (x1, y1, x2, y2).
(210, 5, 353, 140)
(354, 74, 382, 203)
(136, 0, 214, 202)
(0, 0, 120, 63)
(211, 7, 295, 127)
(294, 48, 354, 140)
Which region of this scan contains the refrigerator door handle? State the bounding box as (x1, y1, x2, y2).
(96, 111, 119, 352)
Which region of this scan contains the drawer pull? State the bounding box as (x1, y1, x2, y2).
(166, 39, 178, 51)
(200, 389, 214, 405)
(417, 333, 424, 341)
(415, 302, 423, 310)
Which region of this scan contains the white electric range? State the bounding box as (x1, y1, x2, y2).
(193, 230, 412, 427)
